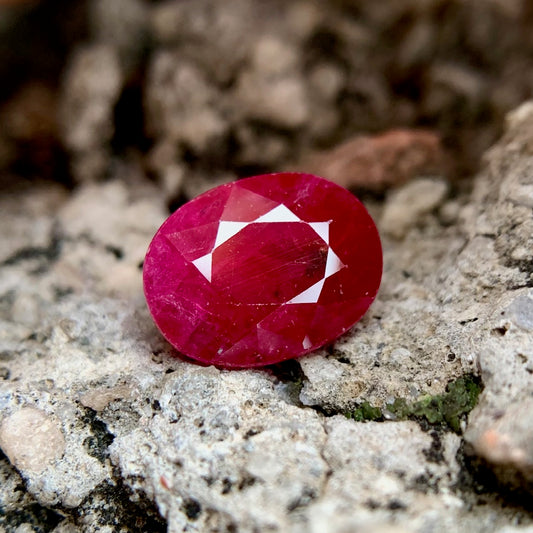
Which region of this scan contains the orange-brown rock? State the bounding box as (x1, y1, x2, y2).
(304, 129, 446, 192)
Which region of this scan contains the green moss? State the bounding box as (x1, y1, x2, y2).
(346, 375, 482, 433)
(346, 402, 383, 422)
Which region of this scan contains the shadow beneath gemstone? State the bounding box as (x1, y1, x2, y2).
(265, 359, 306, 384)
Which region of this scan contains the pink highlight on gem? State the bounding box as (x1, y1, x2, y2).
(143, 172, 382, 368)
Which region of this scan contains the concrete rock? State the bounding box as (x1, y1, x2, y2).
(56, 178, 166, 296)
(110, 367, 328, 532)
(3, 101, 533, 529)
(460, 102, 533, 487)
(0, 453, 64, 531)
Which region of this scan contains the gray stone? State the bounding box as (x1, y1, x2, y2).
(145, 54, 227, 154)
(381, 178, 449, 239)
(235, 67, 310, 130)
(505, 291, 533, 331)
(472, 397, 533, 482)
(459, 103, 533, 484)
(0, 184, 66, 265)
(232, 35, 310, 130)
(8, 0, 533, 527)
(89, 0, 149, 71)
(234, 124, 290, 167)
(4, 97, 533, 533)
(150, 0, 255, 84)
(59, 45, 123, 182)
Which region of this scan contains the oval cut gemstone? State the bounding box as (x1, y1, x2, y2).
(143, 173, 382, 368)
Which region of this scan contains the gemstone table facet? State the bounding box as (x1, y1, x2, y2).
(143, 172, 382, 367)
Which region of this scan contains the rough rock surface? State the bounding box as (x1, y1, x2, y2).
(2, 100, 533, 531)
(3, 0, 533, 529)
(462, 104, 533, 487)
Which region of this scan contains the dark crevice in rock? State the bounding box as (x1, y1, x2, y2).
(0, 503, 65, 533)
(423, 430, 445, 464)
(0, 445, 167, 532)
(410, 471, 440, 494)
(167, 189, 190, 214)
(1, 233, 61, 269)
(0, 450, 66, 533)
(459, 317, 478, 325)
(181, 498, 202, 520)
(243, 428, 263, 439)
(266, 359, 305, 386)
(286, 487, 318, 513)
(0, 349, 15, 362)
(511, 258, 533, 277)
(111, 70, 152, 155)
(387, 498, 407, 510)
(105, 245, 124, 260)
(237, 474, 258, 491)
(491, 325, 509, 337)
(365, 496, 408, 511)
(266, 359, 306, 406)
(71, 477, 167, 532)
(453, 441, 533, 518)
(60, 233, 136, 268)
(508, 281, 533, 290)
(80, 407, 115, 463)
(306, 404, 333, 418)
(53, 285, 74, 300)
(221, 478, 233, 495)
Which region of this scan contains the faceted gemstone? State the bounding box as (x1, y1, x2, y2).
(143, 172, 382, 368)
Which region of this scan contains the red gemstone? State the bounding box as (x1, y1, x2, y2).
(143, 173, 382, 368)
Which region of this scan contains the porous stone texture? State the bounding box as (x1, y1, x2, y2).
(2, 100, 533, 530)
(462, 103, 533, 487)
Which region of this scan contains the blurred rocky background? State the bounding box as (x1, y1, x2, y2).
(2, 0, 533, 196)
(1, 0, 533, 531)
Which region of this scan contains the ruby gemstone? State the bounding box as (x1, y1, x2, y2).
(143, 173, 382, 368)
